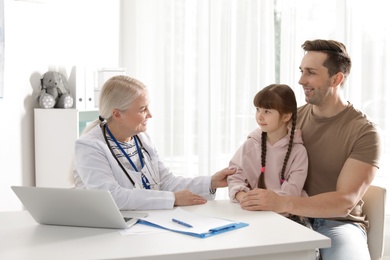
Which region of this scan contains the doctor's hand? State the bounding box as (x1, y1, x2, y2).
(210, 167, 237, 190)
(174, 190, 207, 206)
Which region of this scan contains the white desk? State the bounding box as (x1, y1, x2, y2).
(0, 200, 330, 260)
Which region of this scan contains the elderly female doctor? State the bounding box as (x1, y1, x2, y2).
(73, 75, 235, 210)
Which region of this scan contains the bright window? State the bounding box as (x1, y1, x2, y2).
(123, 0, 389, 207)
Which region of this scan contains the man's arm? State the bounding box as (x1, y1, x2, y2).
(240, 158, 377, 218)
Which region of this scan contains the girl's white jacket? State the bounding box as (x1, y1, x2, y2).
(73, 124, 215, 210)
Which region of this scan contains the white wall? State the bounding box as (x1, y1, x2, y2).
(0, 0, 121, 211)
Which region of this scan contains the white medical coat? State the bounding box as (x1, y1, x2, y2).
(73, 124, 215, 210)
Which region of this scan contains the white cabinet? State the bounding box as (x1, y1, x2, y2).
(34, 108, 99, 187)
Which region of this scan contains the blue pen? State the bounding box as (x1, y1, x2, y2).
(172, 218, 193, 228)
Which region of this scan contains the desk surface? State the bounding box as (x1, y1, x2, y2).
(0, 200, 330, 260)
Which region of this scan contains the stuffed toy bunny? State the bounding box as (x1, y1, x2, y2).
(38, 71, 74, 108)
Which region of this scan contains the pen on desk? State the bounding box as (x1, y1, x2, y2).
(172, 218, 193, 228)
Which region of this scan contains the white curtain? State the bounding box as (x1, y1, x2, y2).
(122, 0, 389, 201)
(124, 0, 275, 199)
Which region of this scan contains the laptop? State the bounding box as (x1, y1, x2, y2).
(11, 186, 147, 229)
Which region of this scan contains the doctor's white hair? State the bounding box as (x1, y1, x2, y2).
(82, 75, 147, 135)
(99, 75, 147, 119)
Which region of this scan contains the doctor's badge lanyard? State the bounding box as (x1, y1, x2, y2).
(105, 125, 151, 189)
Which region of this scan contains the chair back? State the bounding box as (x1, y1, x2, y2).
(362, 185, 387, 260)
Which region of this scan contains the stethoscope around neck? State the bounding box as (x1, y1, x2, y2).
(100, 120, 155, 189)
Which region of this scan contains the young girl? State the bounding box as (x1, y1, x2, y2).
(228, 84, 308, 204)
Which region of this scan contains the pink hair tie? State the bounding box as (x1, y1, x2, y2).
(260, 167, 265, 173)
(280, 179, 285, 184)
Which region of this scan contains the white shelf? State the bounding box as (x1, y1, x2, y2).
(34, 108, 99, 187)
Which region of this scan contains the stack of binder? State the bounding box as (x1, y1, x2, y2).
(137, 207, 248, 238)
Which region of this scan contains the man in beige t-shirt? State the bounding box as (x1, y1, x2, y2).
(239, 39, 381, 260)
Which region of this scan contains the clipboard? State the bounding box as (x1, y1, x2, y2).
(137, 207, 249, 238)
